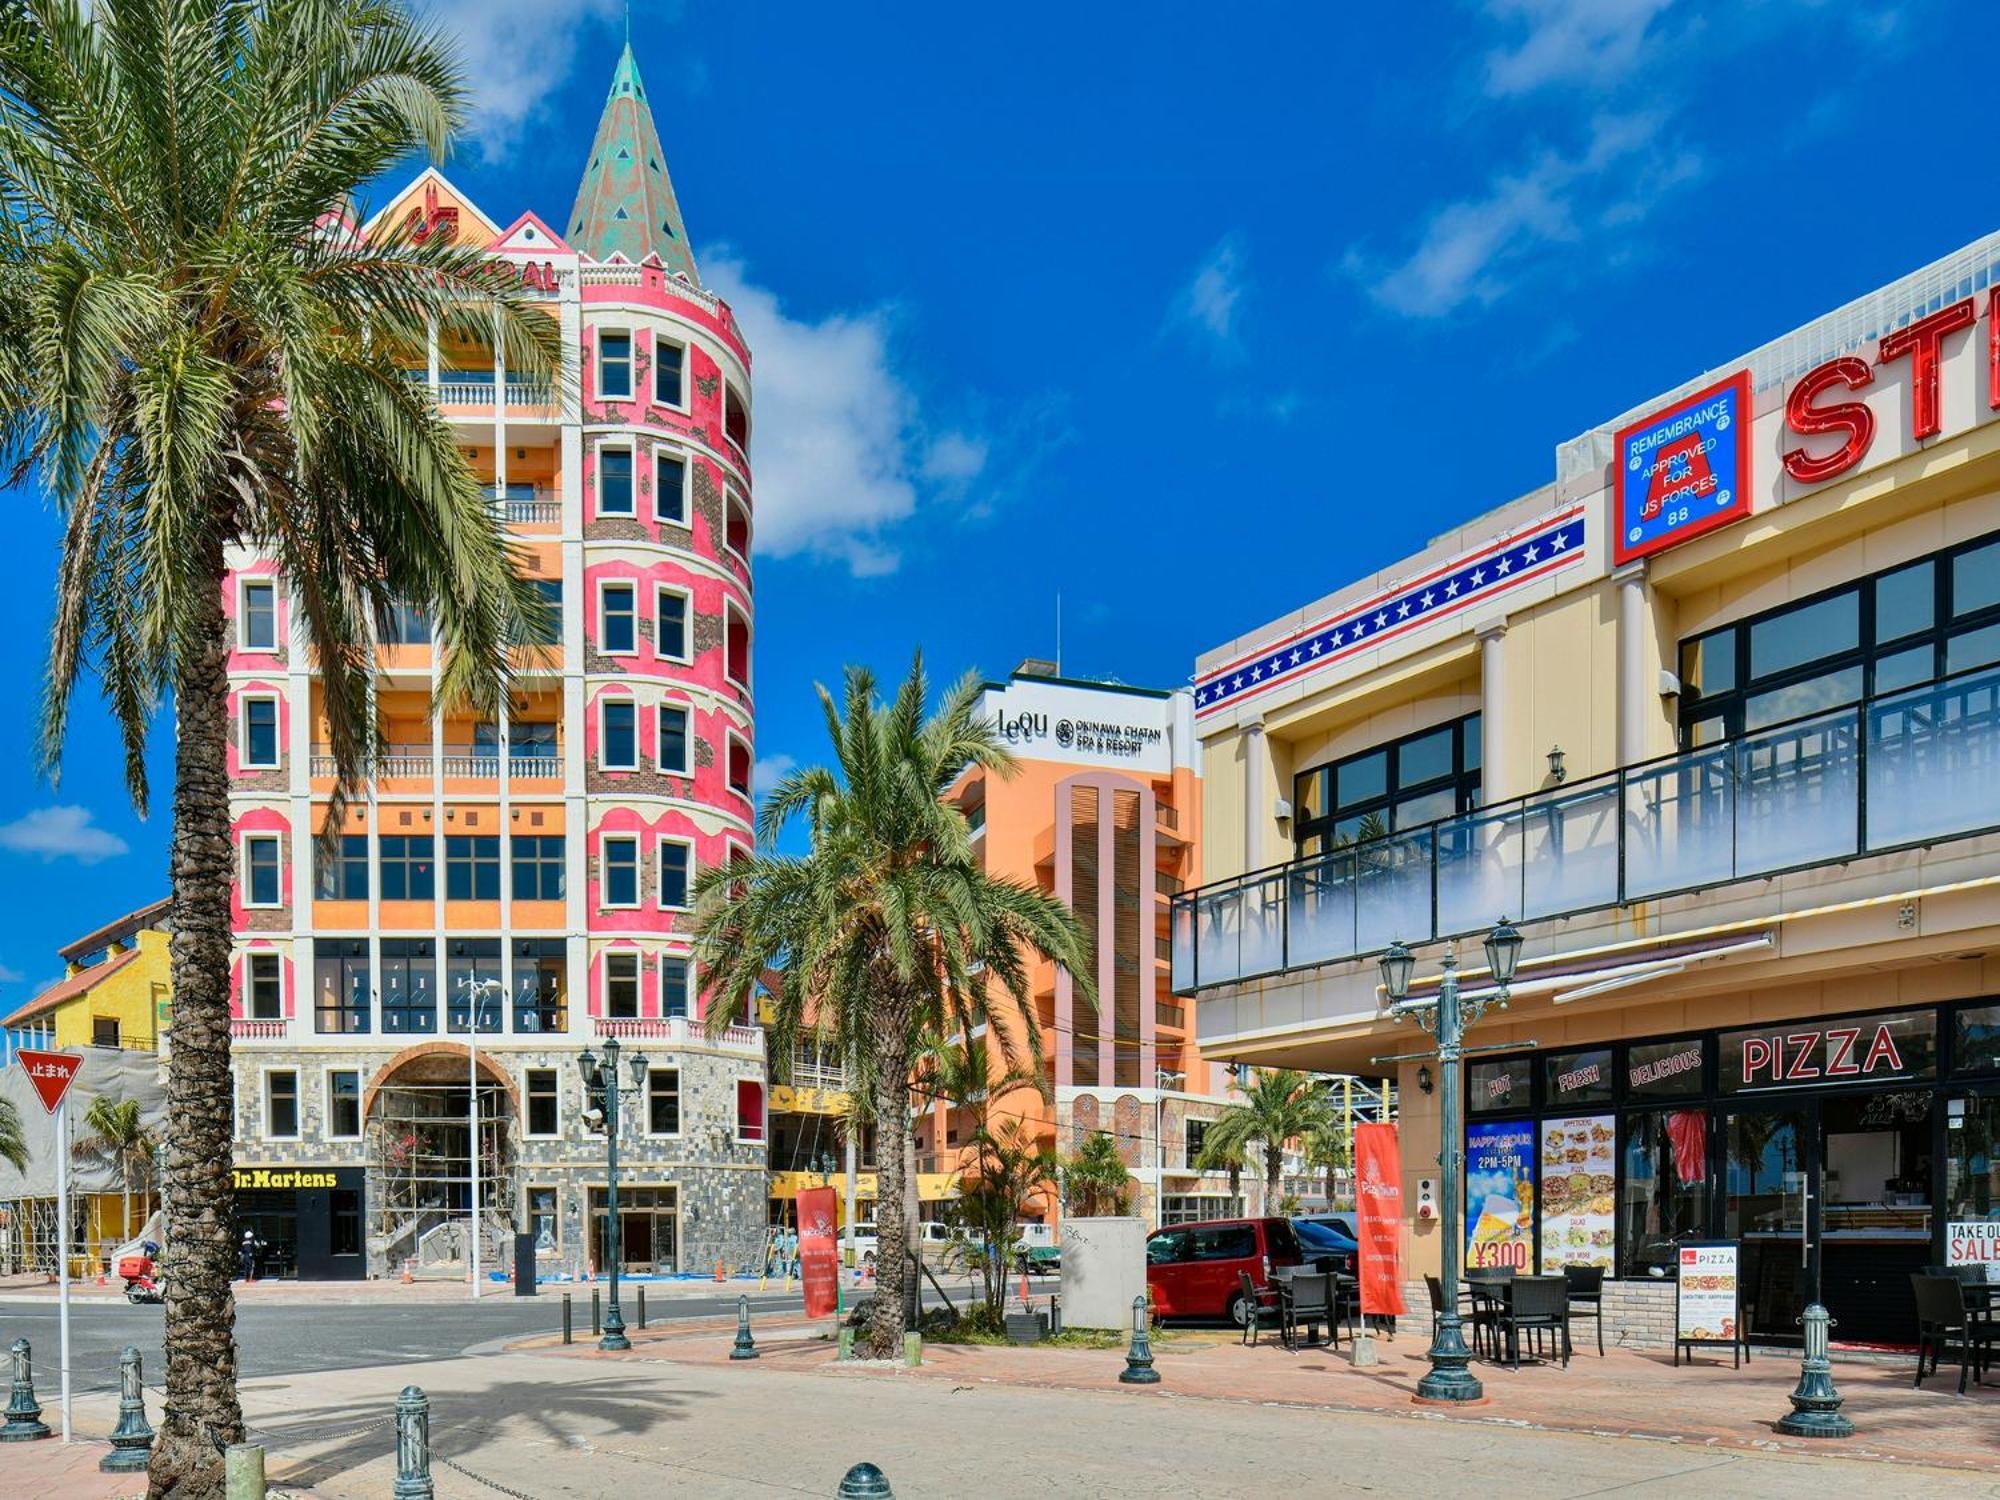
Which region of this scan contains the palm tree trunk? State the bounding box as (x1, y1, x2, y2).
(150, 538, 243, 1500)
(868, 1012, 913, 1360)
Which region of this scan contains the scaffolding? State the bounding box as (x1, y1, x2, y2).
(0, 1197, 67, 1277)
(366, 1068, 515, 1273)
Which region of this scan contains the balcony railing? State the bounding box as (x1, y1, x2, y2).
(311, 746, 562, 781)
(593, 1016, 763, 1050)
(404, 371, 557, 411)
(229, 1018, 286, 1040)
(1172, 665, 2000, 994)
(482, 484, 561, 526)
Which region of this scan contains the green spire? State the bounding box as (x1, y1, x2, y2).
(567, 44, 698, 281)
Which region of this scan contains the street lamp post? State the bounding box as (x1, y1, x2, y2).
(1375, 919, 1524, 1405)
(580, 1036, 650, 1352)
(457, 976, 506, 1301)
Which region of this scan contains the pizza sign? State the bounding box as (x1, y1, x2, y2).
(1613, 371, 1753, 565)
(16, 1049, 83, 1114)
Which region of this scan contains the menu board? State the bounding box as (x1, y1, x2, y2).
(1465, 1120, 1535, 1270)
(1674, 1242, 1741, 1347)
(1538, 1115, 1616, 1271)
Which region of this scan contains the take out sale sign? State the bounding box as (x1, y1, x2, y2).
(1946, 1221, 2000, 1278)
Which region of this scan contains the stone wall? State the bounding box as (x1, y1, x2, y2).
(1396, 1275, 1679, 1353)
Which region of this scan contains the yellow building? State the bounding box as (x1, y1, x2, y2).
(3, 898, 172, 1055)
(1177, 230, 2000, 1349)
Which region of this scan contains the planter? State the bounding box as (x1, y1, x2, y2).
(1004, 1311, 1048, 1345)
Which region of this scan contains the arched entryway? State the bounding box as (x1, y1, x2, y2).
(364, 1045, 517, 1275)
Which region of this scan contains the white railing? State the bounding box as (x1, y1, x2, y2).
(230, 1018, 286, 1040)
(592, 1017, 763, 1051)
(435, 380, 493, 406)
(504, 497, 560, 525)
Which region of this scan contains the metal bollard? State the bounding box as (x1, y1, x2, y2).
(837, 1327, 855, 1361)
(591, 1288, 602, 1336)
(731, 1294, 759, 1359)
(99, 1345, 155, 1472)
(638, 1285, 646, 1330)
(901, 1331, 921, 1368)
(0, 1337, 49, 1441)
(1776, 1303, 1854, 1438)
(836, 1460, 895, 1498)
(393, 1385, 434, 1500)
(562, 1292, 573, 1345)
(224, 1442, 266, 1500)
(1119, 1294, 1159, 1385)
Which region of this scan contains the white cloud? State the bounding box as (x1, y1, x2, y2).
(1480, 0, 1674, 95)
(0, 962, 23, 986)
(1170, 235, 1249, 357)
(1356, 112, 1696, 318)
(751, 754, 797, 798)
(423, 0, 624, 156)
(0, 806, 130, 865)
(704, 253, 986, 577)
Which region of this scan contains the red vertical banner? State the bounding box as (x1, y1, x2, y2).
(797, 1186, 839, 1318)
(1354, 1123, 1406, 1317)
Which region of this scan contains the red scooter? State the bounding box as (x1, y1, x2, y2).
(118, 1243, 164, 1305)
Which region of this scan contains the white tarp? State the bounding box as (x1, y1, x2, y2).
(0, 1047, 167, 1197)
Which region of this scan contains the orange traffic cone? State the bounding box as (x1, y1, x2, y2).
(713, 1259, 726, 1282)
(401, 1257, 414, 1285)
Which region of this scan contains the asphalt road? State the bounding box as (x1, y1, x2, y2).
(0, 1287, 814, 1400)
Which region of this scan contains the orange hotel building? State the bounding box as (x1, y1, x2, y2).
(927, 662, 1259, 1229)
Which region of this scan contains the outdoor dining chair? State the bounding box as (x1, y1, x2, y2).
(1465, 1266, 1515, 1361)
(1495, 1275, 1571, 1369)
(1280, 1270, 1331, 1352)
(1562, 1265, 1605, 1356)
(1238, 1270, 1282, 1348)
(1913, 1272, 1998, 1394)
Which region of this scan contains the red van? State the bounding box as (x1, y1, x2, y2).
(1145, 1217, 1305, 1326)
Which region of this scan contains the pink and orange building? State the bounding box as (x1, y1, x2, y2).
(219, 47, 767, 1279)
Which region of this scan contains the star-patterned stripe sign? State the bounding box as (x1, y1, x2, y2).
(1195, 507, 1588, 717)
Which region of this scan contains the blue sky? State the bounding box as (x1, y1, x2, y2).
(0, 0, 1981, 1005)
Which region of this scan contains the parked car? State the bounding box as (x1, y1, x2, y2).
(1145, 1217, 1305, 1326)
(1015, 1243, 1061, 1276)
(1296, 1211, 1360, 1241)
(842, 1220, 962, 1269)
(1292, 1217, 1359, 1274)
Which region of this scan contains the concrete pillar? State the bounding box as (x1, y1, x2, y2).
(1243, 718, 1267, 871)
(1616, 562, 1650, 768)
(1476, 621, 1507, 799)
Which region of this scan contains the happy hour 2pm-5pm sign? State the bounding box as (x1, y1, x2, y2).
(1613, 370, 1753, 566)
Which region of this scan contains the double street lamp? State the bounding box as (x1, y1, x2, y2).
(1376, 918, 1524, 1405)
(579, 1036, 650, 1352)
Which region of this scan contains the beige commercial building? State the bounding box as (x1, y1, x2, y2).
(1175, 231, 2000, 1348)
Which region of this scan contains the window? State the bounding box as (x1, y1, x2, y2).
(378, 835, 435, 901)
(380, 938, 437, 1034)
(1190, 1223, 1257, 1261)
(735, 1078, 766, 1142)
(726, 492, 750, 559)
(241, 580, 276, 650)
(600, 698, 638, 769)
(446, 938, 502, 1033)
(1184, 1118, 1210, 1168)
(242, 697, 280, 769)
(1676, 529, 2000, 746)
(655, 451, 687, 524)
(723, 382, 749, 453)
(1467, 1055, 1532, 1113)
(597, 331, 631, 399)
(247, 953, 283, 1020)
(328, 1070, 361, 1139)
(598, 447, 634, 516)
(604, 951, 640, 1018)
(659, 839, 692, 910)
(313, 939, 371, 1034)
(728, 736, 752, 798)
(266, 1071, 299, 1138)
(656, 587, 689, 661)
(315, 833, 368, 900)
(661, 956, 690, 1019)
(514, 938, 567, 1031)
(445, 835, 500, 900)
(1292, 714, 1481, 855)
(653, 337, 684, 408)
(511, 835, 565, 901)
(658, 704, 690, 774)
(92, 1016, 119, 1048)
(726, 605, 750, 689)
(518, 579, 562, 647)
(598, 582, 637, 654)
(647, 1068, 681, 1134)
(526, 1069, 560, 1136)
(243, 834, 282, 907)
(377, 599, 431, 645)
(1621, 1108, 1708, 1278)
(601, 835, 639, 907)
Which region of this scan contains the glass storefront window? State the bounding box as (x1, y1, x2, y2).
(1545, 1047, 1615, 1108)
(1627, 1037, 1706, 1099)
(1944, 1096, 2000, 1279)
(1954, 1005, 2000, 1073)
(1717, 1009, 1936, 1094)
(1467, 1055, 1533, 1114)
(1620, 1108, 1707, 1277)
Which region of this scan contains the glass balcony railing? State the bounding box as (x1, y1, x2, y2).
(1171, 664, 2000, 994)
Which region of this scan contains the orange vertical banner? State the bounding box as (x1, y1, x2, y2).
(798, 1186, 840, 1319)
(1354, 1122, 1406, 1317)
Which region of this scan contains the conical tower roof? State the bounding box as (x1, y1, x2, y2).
(567, 45, 698, 281)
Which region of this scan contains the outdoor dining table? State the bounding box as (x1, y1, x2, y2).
(1273, 1266, 1359, 1349)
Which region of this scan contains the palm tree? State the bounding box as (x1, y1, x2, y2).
(0, 5, 557, 1491)
(953, 1121, 1056, 1314)
(1194, 1070, 1335, 1204)
(1057, 1129, 1132, 1218)
(694, 657, 1093, 1358)
(81, 1094, 155, 1245)
(0, 1096, 26, 1174)
(1303, 1121, 1352, 1208)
